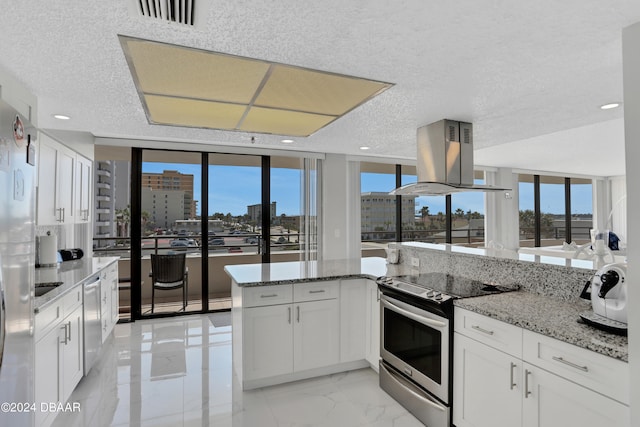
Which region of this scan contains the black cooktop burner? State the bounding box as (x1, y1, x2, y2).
(377, 272, 518, 305)
(395, 273, 517, 299)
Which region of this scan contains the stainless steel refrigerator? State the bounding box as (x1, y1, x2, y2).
(0, 98, 36, 426)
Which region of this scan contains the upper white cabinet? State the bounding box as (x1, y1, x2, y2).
(453, 307, 630, 427)
(37, 133, 93, 226)
(75, 154, 92, 223)
(37, 134, 75, 225)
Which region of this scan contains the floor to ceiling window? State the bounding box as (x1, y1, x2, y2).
(360, 162, 398, 245)
(518, 173, 593, 247)
(450, 173, 486, 246)
(401, 166, 447, 244)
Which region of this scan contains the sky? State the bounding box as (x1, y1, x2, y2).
(142, 162, 302, 217)
(142, 164, 593, 218)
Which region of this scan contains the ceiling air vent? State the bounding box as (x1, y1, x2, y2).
(134, 0, 196, 26)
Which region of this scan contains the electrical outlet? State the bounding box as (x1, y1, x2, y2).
(411, 257, 420, 267)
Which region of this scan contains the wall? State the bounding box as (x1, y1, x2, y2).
(622, 21, 640, 427)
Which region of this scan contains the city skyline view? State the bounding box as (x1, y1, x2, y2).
(142, 163, 594, 220)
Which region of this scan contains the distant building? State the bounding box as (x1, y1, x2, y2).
(247, 202, 277, 224)
(361, 192, 416, 232)
(94, 160, 130, 243)
(142, 188, 185, 231)
(142, 170, 196, 219)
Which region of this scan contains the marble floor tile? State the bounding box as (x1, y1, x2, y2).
(52, 313, 422, 427)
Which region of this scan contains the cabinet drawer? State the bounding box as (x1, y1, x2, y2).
(35, 301, 63, 341)
(244, 284, 293, 307)
(523, 329, 629, 405)
(294, 280, 340, 302)
(455, 307, 523, 358)
(62, 284, 83, 315)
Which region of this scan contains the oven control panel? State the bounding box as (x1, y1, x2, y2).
(377, 276, 453, 304)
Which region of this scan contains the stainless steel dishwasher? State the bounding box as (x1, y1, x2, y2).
(83, 274, 102, 375)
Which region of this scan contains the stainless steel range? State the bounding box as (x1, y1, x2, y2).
(376, 273, 516, 427)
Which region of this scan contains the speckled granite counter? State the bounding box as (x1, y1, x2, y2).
(34, 256, 119, 312)
(224, 257, 406, 286)
(454, 292, 628, 362)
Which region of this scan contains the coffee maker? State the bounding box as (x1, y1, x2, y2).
(580, 262, 627, 335)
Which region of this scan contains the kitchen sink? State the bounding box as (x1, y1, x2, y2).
(34, 283, 63, 297)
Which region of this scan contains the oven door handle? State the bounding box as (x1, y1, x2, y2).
(382, 298, 447, 329)
(381, 362, 447, 412)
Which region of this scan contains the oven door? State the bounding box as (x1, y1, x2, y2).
(380, 294, 449, 403)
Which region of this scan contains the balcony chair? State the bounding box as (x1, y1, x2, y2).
(150, 253, 188, 313)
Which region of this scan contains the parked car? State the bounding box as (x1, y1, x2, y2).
(244, 237, 259, 244)
(228, 247, 243, 253)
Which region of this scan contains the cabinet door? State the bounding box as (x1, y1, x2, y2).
(243, 304, 293, 381)
(35, 324, 62, 427)
(60, 305, 84, 401)
(522, 363, 629, 427)
(56, 145, 75, 223)
(453, 333, 522, 427)
(75, 155, 92, 222)
(293, 299, 340, 372)
(340, 279, 367, 363)
(365, 280, 380, 368)
(37, 137, 58, 225)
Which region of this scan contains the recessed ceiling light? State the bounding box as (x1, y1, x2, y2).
(360, 146, 370, 150)
(600, 103, 621, 110)
(53, 114, 70, 120)
(281, 139, 294, 144)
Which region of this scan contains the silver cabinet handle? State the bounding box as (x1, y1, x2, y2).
(309, 290, 325, 294)
(471, 325, 494, 335)
(60, 324, 69, 345)
(297, 306, 300, 323)
(552, 356, 589, 372)
(288, 307, 291, 324)
(67, 321, 71, 343)
(510, 362, 517, 390)
(260, 294, 278, 298)
(61, 208, 65, 222)
(524, 369, 532, 398)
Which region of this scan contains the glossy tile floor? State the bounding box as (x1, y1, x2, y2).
(52, 313, 423, 427)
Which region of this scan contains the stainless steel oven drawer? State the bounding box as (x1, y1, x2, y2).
(380, 361, 449, 427)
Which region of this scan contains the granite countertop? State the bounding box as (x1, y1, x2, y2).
(34, 256, 119, 312)
(224, 257, 408, 286)
(454, 291, 628, 362)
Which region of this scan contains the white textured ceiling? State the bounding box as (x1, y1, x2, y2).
(0, 1, 638, 176)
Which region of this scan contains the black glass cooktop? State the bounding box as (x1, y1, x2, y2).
(393, 273, 518, 299)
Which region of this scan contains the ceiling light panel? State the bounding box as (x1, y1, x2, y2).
(125, 39, 269, 104)
(145, 95, 247, 129)
(120, 36, 393, 136)
(255, 65, 392, 116)
(239, 107, 336, 137)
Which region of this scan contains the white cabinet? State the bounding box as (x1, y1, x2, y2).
(34, 285, 84, 427)
(75, 154, 92, 223)
(522, 362, 629, 427)
(454, 333, 522, 427)
(37, 134, 75, 225)
(294, 298, 340, 371)
(100, 261, 119, 342)
(243, 303, 293, 380)
(239, 281, 341, 387)
(339, 278, 367, 363)
(365, 279, 380, 369)
(453, 307, 630, 427)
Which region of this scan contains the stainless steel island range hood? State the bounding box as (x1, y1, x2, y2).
(391, 119, 510, 195)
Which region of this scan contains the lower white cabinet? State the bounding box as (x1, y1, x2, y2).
(340, 278, 367, 363)
(453, 307, 630, 427)
(100, 261, 119, 341)
(242, 281, 340, 383)
(365, 279, 380, 369)
(34, 285, 84, 427)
